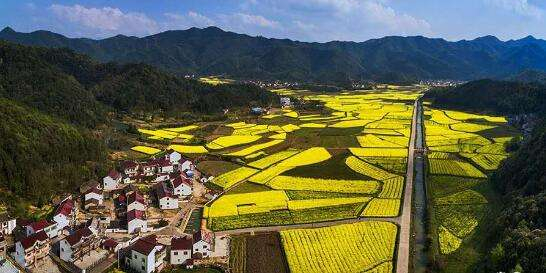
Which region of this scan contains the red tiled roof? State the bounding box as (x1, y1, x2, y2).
(132, 235, 162, 255)
(127, 209, 146, 222)
(157, 157, 172, 167)
(172, 174, 192, 188)
(55, 198, 74, 217)
(127, 191, 145, 205)
(193, 230, 214, 245)
(65, 227, 94, 246)
(108, 170, 122, 179)
(20, 231, 49, 250)
(28, 219, 54, 232)
(171, 236, 192, 250)
(102, 239, 119, 249)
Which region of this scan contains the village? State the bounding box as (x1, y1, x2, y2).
(1, 150, 227, 273)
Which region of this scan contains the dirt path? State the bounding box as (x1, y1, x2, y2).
(215, 216, 399, 235)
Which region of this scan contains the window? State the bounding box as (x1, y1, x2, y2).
(141, 258, 145, 262)
(173, 251, 177, 255)
(141, 266, 145, 271)
(203, 245, 207, 249)
(61, 248, 64, 252)
(183, 251, 188, 255)
(134, 254, 137, 259)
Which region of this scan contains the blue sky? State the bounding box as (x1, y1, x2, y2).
(1, 0, 546, 42)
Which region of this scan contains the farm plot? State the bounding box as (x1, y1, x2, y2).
(280, 221, 397, 273)
(424, 107, 517, 259)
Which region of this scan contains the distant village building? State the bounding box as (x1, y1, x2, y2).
(0, 255, 20, 273)
(127, 210, 147, 234)
(171, 174, 193, 197)
(0, 212, 16, 235)
(14, 231, 50, 268)
(178, 159, 194, 173)
(122, 161, 140, 181)
(156, 158, 174, 174)
(192, 230, 214, 258)
(25, 220, 57, 238)
(59, 227, 99, 263)
(142, 161, 157, 177)
(125, 235, 166, 273)
(53, 198, 75, 234)
(170, 237, 192, 265)
(103, 170, 122, 190)
(280, 97, 291, 107)
(155, 183, 178, 210)
(84, 187, 104, 210)
(166, 151, 182, 165)
(250, 107, 264, 115)
(127, 192, 146, 212)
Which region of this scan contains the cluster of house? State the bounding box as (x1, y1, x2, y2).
(83, 151, 197, 234)
(2, 198, 215, 273)
(124, 230, 214, 273)
(103, 151, 195, 191)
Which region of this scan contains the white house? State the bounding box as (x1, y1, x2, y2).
(178, 160, 194, 172)
(155, 183, 178, 210)
(25, 220, 57, 239)
(127, 192, 146, 212)
(170, 236, 192, 265)
(192, 230, 214, 258)
(171, 174, 192, 197)
(53, 198, 75, 234)
(166, 151, 181, 165)
(0, 212, 16, 235)
(59, 227, 98, 262)
(14, 231, 50, 268)
(103, 170, 122, 190)
(127, 210, 147, 234)
(84, 187, 103, 209)
(156, 158, 174, 174)
(125, 235, 166, 273)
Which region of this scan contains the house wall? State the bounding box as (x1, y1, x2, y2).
(193, 241, 212, 257)
(170, 249, 191, 265)
(174, 185, 192, 197)
(158, 166, 174, 174)
(85, 193, 103, 205)
(128, 219, 147, 234)
(59, 240, 73, 262)
(0, 219, 16, 234)
(168, 152, 181, 164)
(53, 214, 70, 234)
(127, 202, 146, 212)
(14, 242, 26, 267)
(179, 161, 193, 172)
(128, 250, 154, 273)
(103, 177, 119, 190)
(159, 197, 178, 210)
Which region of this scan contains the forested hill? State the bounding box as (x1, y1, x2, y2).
(0, 40, 277, 127)
(3, 26, 546, 83)
(423, 79, 546, 115)
(0, 40, 276, 213)
(425, 80, 546, 273)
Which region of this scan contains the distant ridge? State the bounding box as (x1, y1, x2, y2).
(2, 26, 546, 82)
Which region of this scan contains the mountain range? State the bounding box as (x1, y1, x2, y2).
(3, 26, 546, 83)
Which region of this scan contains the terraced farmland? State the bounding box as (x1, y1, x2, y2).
(423, 107, 518, 263)
(127, 87, 424, 273)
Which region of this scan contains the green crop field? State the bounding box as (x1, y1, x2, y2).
(423, 105, 518, 272)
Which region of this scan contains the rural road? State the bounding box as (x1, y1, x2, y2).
(396, 98, 420, 273)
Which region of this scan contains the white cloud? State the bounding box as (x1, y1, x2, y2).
(485, 0, 543, 19)
(49, 4, 158, 36)
(228, 13, 280, 28)
(164, 11, 215, 29)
